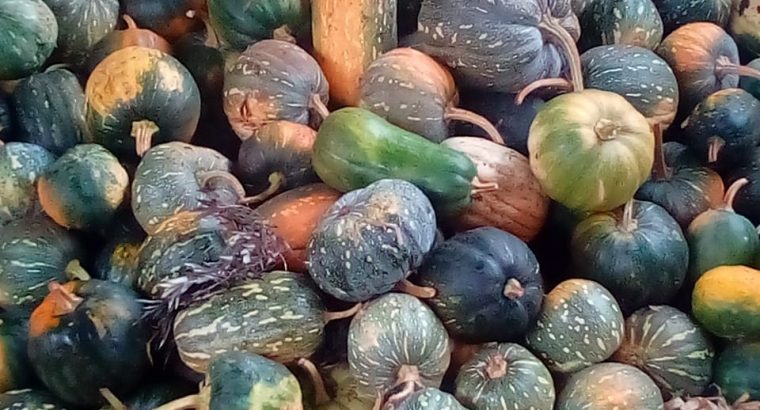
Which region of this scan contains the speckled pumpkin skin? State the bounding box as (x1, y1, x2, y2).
(391, 388, 466, 410)
(653, 0, 730, 35)
(173, 272, 329, 373)
(43, 0, 119, 66)
(578, 0, 663, 51)
(525, 279, 624, 373)
(37, 144, 129, 232)
(307, 179, 437, 302)
(0, 389, 68, 409)
(208, 0, 310, 50)
(348, 293, 451, 397)
(0, 142, 55, 226)
(0, 0, 57, 80)
(85, 46, 201, 159)
(556, 363, 664, 410)
(93, 217, 145, 289)
(123, 0, 203, 43)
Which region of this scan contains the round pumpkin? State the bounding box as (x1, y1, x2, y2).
(86, 15, 172, 74)
(556, 363, 664, 410)
(0, 142, 55, 226)
(652, 0, 731, 35)
(528, 88, 655, 212)
(692, 265, 760, 340)
(123, 0, 204, 43)
(0, 389, 68, 409)
(208, 0, 310, 50)
(578, 0, 663, 51)
(388, 388, 466, 410)
(714, 342, 760, 402)
(85, 46, 201, 159)
(37, 144, 129, 232)
(0, 0, 57, 81)
(44, 0, 119, 66)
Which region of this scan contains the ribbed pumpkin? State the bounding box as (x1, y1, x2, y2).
(556, 363, 664, 410)
(85, 46, 201, 159)
(42, 0, 119, 66)
(0, 142, 55, 226)
(0, 389, 68, 409)
(86, 15, 172, 74)
(0, 0, 57, 80)
(208, 0, 310, 50)
(0, 306, 32, 394)
(612, 305, 715, 399)
(692, 265, 760, 340)
(578, 0, 663, 51)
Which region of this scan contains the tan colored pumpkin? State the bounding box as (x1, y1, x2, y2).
(442, 137, 549, 242)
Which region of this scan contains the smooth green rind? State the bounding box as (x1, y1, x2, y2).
(43, 0, 119, 66)
(557, 363, 664, 410)
(579, 0, 663, 51)
(714, 342, 760, 402)
(652, 0, 731, 34)
(528, 89, 654, 212)
(525, 279, 624, 373)
(0, 389, 68, 409)
(692, 266, 760, 340)
(313, 107, 477, 216)
(208, 0, 310, 50)
(0, 0, 58, 80)
(0, 142, 55, 226)
(393, 388, 466, 410)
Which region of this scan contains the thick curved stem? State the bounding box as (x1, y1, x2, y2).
(539, 18, 584, 92)
(65, 260, 91, 281)
(515, 77, 573, 105)
(297, 359, 331, 405)
(131, 120, 159, 157)
(198, 170, 247, 201)
(310, 94, 330, 120)
(122, 14, 138, 30)
(502, 278, 524, 300)
(723, 178, 749, 212)
(100, 388, 127, 410)
(708, 137, 725, 164)
(620, 199, 637, 232)
(651, 123, 671, 181)
(396, 279, 436, 299)
(716, 56, 760, 80)
(445, 107, 504, 144)
(152, 395, 199, 410)
(239, 172, 285, 205)
(48, 282, 83, 316)
(273, 25, 296, 43)
(324, 303, 363, 323)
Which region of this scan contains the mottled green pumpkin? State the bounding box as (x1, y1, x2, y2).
(0, 0, 58, 80)
(692, 265, 760, 340)
(92, 214, 145, 288)
(0, 142, 55, 226)
(388, 388, 466, 410)
(0, 306, 32, 393)
(578, 0, 663, 51)
(0, 389, 68, 409)
(714, 342, 760, 402)
(454, 343, 555, 410)
(556, 363, 664, 410)
(85, 46, 201, 159)
(208, 0, 310, 50)
(525, 279, 624, 373)
(43, 0, 119, 66)
(37, 144, 129, 232)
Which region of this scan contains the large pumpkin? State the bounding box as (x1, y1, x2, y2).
(208, 0, 310, 50)
(0, 0, 57, 80)
(0, 142, 55, 226)
(578, 0, 663, 51)
(652, 0, 731, 35)
(43, 0, 119, 66)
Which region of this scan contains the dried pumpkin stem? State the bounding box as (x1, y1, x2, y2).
(131, 120, 159, 157)
(445, 107, 505, 145)
(100, 388, 127, 410)
(273, 24, 296, 43)
(515, 78, 573, 105)
(708, 136, 725, 164)
(651, 123, 671, 181)
(310, 93, 331, 120)
(152, 394, 199, 410)
(48, 282, 83, 316)
(485, 354, 508, 379)
(620, 199, 637, 233)
(65, 260, 91, 281)
(44, 63, 71, 73)
(239, 172, 285, 205)
(197, 170, 248, 201)
(297, 358, 331, 405)
(502, 278, 524, 299)
(396, 279, 436, 299)
(716, 56, 760, 80)
(324, 303, 363, 322)
(122, 14, 138, 29)
(723, 178, 749, 212)
(539, 18, 584, 92)
(471, 177, 499, 196)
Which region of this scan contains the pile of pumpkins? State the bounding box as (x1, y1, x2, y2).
(4, 0, 760, 409)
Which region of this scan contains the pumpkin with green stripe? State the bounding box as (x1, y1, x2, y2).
(172, 271, 359, 373)
(42, 0, 119, 66)
(85, 46, 201, 159)
(86, 15, 172, 75)
(0, 306, 32, 393)
(0, 0, 57, 81)
(525, 279, 625, 373)
(0, 215, 84, 309)
(0, 142, 55, 226)
(208, 0, 310, 50)
(528, 89, 654, 212)
(454, 343, 555, 410)
(612, 305, 715, 399)
(12, 66, 86, 156)
(386, 388, 466, 410)
(693, 265, 760, 340)
(348, 293, 451, 398)
(0, 389, 68, 409)
(730, 0, 760, 58)
(37, 144, 129, 232)
(313, 107, 478, 217)
(714, 342, 760, 402)
(557, 363, 664, 410)
(652, 0, 730, 35)
(578, 0, 663, 51)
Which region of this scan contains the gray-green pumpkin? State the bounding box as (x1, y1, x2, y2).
(556, 363, 664, 410)
(42, 0, 119, 66)
(387, 388, 466, 410)
(0, 0, 58, 81)
(578, 0, 663, 51)
(0, 142, 55, 226)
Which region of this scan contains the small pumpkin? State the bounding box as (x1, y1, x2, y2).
(223, 39, 329, 140)
(454, 343, 555, 410)
(85, 46, 201, 159)
(208, 0, 310, 50)
(556, 363, 664, 410)
(0, 389, 68, 409)
(92, 213, 145, 288)
(123, 0, 204, 43)
(86, 15, 172, 74)
(692, 265, 760, 340)
(714, 342, 760, 402)
(37, 144, 129, 232)
(578, 0, 663, 51)
(43, 0, 119, 66)
(385, 388, 466, 410)
(0, 306, 32, 393)
(28, 279, 149, 407)
(0, 0, 57, 81)
(652, 0, 731, 35)
(0, 142, 55, 226)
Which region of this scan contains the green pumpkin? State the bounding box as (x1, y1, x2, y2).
(0, 389, 68, 409)
(173, 19, 225, 117)
(42, 0, 119, 66)
(652, 0, 730, 34)
(307, 179, 437, 302)
(730, 0, 760, 58)
(12, 67, 86, 156)
(123, 0, 202, 43)
(556, 363, 664, 410)
(525, 279, 625, 373)
(0, 0, 57, 81)
(727, 147, 760, 226)
(740, 58, 760, 100)
(387, 388, 466, 410)
(37, 144, 129, 232)
(0, 142, 55, 226)
(92, 214, 145, 288)
(28, 279, 149, 407)
(85, 46, 201, 159)
(528, 89, 654, 212)
(208, 0, 310, 50)
(570, 200, 689, 313)
(578, 0, 663, 51)
(0, 215, 83, 309)
(692, 265, 760, 340)
(454, 343, 555, 410)
(612, 305, 715, 399)
(348, 293, 451, 398)
(0, 306, 32, 393)
(714, 342, 760, 402)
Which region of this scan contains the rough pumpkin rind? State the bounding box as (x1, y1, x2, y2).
(0, 0, 57, 80)
(556, 363, 664, 410)
(43, 0, 119, 66)
(0, 142, 55, 226)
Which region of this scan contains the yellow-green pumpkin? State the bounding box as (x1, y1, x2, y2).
(692, 265, 760, 340)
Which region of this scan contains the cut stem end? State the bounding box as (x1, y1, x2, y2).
(131, 120, 159, 157)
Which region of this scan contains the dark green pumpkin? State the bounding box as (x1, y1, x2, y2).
(173, 19, 225, 117)
(714, 342, 760, 402)
(581, 45, 679, 127)
(612, 305, 715, 399)
(0, 215, 84, 309)
(43, 0, 119, 66)
(37, 144, 129, 232)
(0, 389, 68, 409)
(99, 378, 196, 410)
(86, 15, 172, 75)
(740, 58, 760, 100)
(0, 142, 55, 226)
(387, 388, 466, 410)
(727, 147, 760, 225)
(85, 46, 201, 159)
(411, 227, 543, 343)
(570, 200, 689, 313)
(556, 363, 664, 410)
(652, 0, 730, 35)
(0, 0, 58, 81)
(208, 0, 310, 50)
(525, 279, 625, 373)
(454, 343, 555, 410)
(12, 67, 86, 156)
(307, 179, 437, 302)
(223, 39, 329, 140)
(0, 93, 13, 141)
(348, 293, 451, 398)
(578, 0, 663, 51)
(0, 306, 32, 393)
(92, 213, 145, 288)
(28, 279, 149, 407)
(123, 0, 204, 43)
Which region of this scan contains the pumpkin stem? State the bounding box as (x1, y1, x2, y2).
(371, 392, 384, 410)
(471, 177, 499, 196)
(716, 56, 760, 80)
(485, 354, 508, 379)
(122, 15, 138, 30)
(100, 388, 127, 410)
(310, 93, 330, 120)
(708, 136, 725, 164)
(48, 282, 83, 316)
(273, 25, 297, 44)
(723, 178, 749, 212)
(198, 170, 248, 201)
(515, 77, 573, 105)
(502, 278, 525, 300)
(620, 199, 637, 232)
(131, 120, 159, 157)
(152, 394, 200, 410)
(445, 107, 505, 145)
(539, 18, 584, 92)
(297, 358, 331, 405)
(594, 118, 619, 141)
(324, 302, 363, 322)
(44, 63, 71, 73)
(239, 172, 285, 205)
(384, 381, 418, 409)
(651, 123, 672, 181)
(396, 279, 436, 299)
(65, 260, 91, 281)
